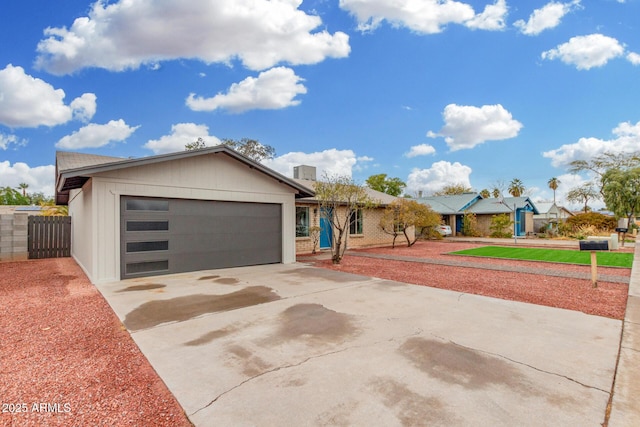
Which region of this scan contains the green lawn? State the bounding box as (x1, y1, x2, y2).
(450, 246, 634, 268)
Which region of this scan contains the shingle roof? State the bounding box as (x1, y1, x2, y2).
(55, 147, 314, 205)
(294, 179, 399, 206)
(468, 197, 539, 214)
(417, 193, 482, 214)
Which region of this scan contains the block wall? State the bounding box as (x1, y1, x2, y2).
(0, 213, 28, 261)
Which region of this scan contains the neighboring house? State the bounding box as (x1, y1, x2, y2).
(533, 202, 574, 232)
(0, 206, 42, 215)
(418, 194, 539, 237)
(55, 147, 313, 283)
(416, 194, 481, 236)
(291, 165, 409, 254)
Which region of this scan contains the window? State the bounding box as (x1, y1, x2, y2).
(126, 241, 169, 253)
(296, 207, 310, 237)
(125, 199, 169, 211)
(349, 209, 363, 235)
(126, 221, 169, 232)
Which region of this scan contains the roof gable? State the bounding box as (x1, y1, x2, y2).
(55, 146, 314, 205)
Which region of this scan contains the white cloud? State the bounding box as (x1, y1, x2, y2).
(340, 0, 507, 34)
(543, 120, 640, 167)
(0, 161, 56, 196)
(70, 93, 97, 122)
(56, 120, 139, 149)
(264, 149, 360, 178)
(144, 123, 221, 155)
(541, 34, 625, 70)
(0, 64, 96, 128)
(35, 0, 350, 75)
(428, 104, 523, 151)
(465, 0, 508, 31)
(0, 133, 26, 150)
(186, 67, 307, 113)
(405, 143, 436, 158)
(406, 161, 472, 194)
(514, 1, 581, 36)
(627, 52, 640, 65)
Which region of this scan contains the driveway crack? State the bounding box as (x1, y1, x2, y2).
(451, 340, 610, 394)
(189, 346, 354, 417)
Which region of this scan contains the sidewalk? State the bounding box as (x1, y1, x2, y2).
(608, 239, 640, 426)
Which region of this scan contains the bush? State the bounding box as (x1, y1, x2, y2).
(564, 212, 616, 233)
(490, 213, 513, 238)
(462, 212, 482, 237)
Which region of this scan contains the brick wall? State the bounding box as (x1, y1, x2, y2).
(0, 213, 28, 261)
(295, 205, 412, 255)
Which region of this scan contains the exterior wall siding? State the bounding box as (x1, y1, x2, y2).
(68, 182, 94, 279)
(70, 154, 298, 284)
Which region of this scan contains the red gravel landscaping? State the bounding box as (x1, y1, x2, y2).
(301, 241, 630, 320)
(0, 258, 192, 427)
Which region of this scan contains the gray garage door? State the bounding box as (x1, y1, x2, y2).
(120, 196, 282, 279)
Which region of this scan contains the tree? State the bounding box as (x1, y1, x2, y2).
(547, 177, 560, 204)
(566, 183, 599, 213)
(185, 137, 207, 150)
(314, 175, 378, 264)
(507, 178, 525, 197)
(433, 184, 473, 196)
(601, 167, 640, 241)
(365, 174, 406, 197)
(222, 138, 275, 162)
(479, 189, 490, 199)
(569, 151, 640, 197)
(379, 199, 441, 247)
(18, 182, 28, 197)
(491, 187, 501, 198)
(0, 186, 29, 205)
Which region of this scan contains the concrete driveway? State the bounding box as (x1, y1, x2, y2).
(97, 263, 621, 426)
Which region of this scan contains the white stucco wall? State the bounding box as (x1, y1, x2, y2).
(68, 180, 95, 280)
(71, 153, 298, 283)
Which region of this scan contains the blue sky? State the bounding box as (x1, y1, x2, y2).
(1, 0, 639, 209)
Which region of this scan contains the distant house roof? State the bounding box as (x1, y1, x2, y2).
(294, 179, 398, 206)
(0, 205, 42, 215)
(468, 197, 540, 215)
(55, 146, 314, 205)
(533, 202, 574, 218)
(417, 193, 482, 214)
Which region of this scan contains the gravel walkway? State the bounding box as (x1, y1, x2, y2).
(348, 251, 630, 284)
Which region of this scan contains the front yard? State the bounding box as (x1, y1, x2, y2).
(301, 241, 630, 320)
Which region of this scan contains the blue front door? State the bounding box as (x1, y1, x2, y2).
(320, 208, 333, 249)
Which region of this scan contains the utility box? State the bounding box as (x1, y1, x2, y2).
(579, 240, 609, 251)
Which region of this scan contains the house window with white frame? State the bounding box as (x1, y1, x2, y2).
(349, 209, 363, 235)
(296, 206, 310, 237)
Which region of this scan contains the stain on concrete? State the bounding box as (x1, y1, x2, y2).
(399, 338, 525, 391)
(315, 400, 359, 426)
(279, 267, 369, 283)
(198, 275, 220, 280)
(184, 326, 237, 346)
(215, 277, 240, 285)
(124, 286, 280, 331)
(281, 377, 307, 388)
(276, 303, 359, 343)
(117, 283, 166, 292)
(370, 377, 457, 426)
(227, 344, 271, 377)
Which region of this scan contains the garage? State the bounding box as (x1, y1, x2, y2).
(120, 196, 282, 279)
(55, 146, 313, 284)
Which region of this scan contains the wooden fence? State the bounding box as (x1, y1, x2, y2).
(28, 216, 71, 259)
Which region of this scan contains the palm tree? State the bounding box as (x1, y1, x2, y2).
(547, 177, 560, 204)
(492, 187, 501, 198)
(18, 182, 28, 197)
(508, 178, 525, 197)
(480, 189, 490, 198)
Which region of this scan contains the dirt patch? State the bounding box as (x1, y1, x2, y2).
(303, 241, 630, 319)
(117, 283, 166, 292)
(0, 258, 190, 427)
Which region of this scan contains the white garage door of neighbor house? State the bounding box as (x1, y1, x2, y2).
(120, 196, 282, 279)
